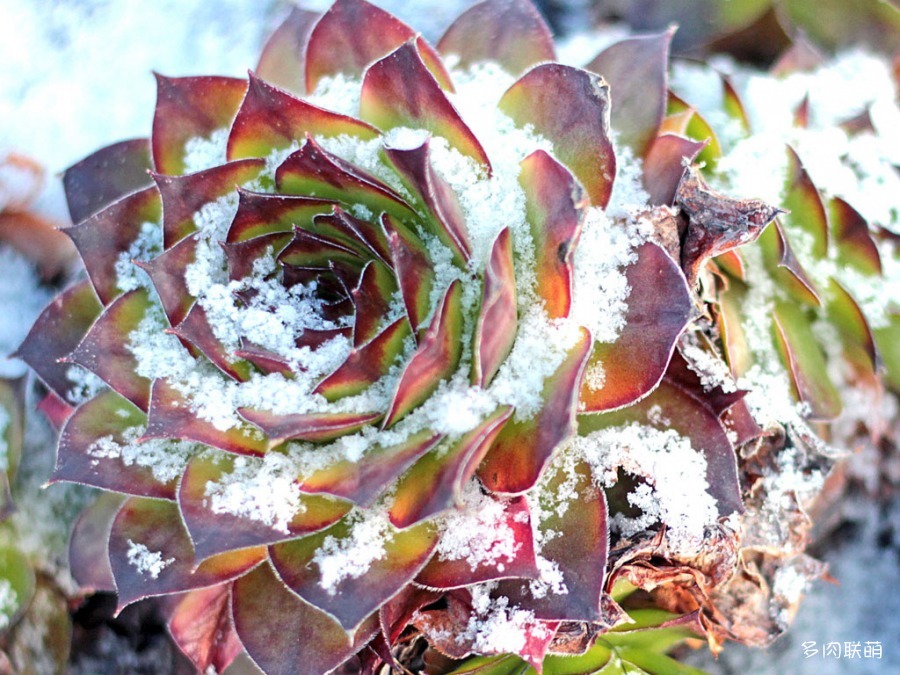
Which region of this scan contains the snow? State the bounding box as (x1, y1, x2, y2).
(461, 582, 551, 655)
(86, 426, 198, 484)
(312, 508, 392, 594)
(0, 402, 9, 473)
(0, 578, 18, 631)
(0, 248, 52, 378)
(125, 539, 174, 579)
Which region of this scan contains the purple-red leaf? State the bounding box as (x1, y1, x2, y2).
(154, 159, 264, 248)
(64, 187, 161, 305)
(151, 75, 247, 175)
(226, 190, 335, 243)
(144, 379, 267, 456)
(238, 408, 382, 448)
(169, 584, 243, 674)
(415, 492, 539, 589)
(580, 242, 693, 412)
(472, 227, 517, 388)
(178, 451, 351, 561)
(520, 150, 587, 319)
(383, 213, 435, 336)
(270, 518, 438, 631)
(438, 0, 555, 77)
(478, 327, 592, 494)
(300, 430, 443, 507)
(54, 389, 175, 498)
(108, 496, 265, 611)
(63, 139, 153, 224)
(171, 303, 253, 382)
(383, 280, 464, 428)
(390, 406, 514, 529)
(68, 288, 153, 412)
(69, 492, 124, 593)
(14, 280, 102, 401)
(494, 459, 608, 622)
(643, 133, 706, 206)
(500, 64, 615, 207)
(138, 234, 197, 327)
(314, 316, 411, 401)
(256, 8, 319, 94)
(231, 561, 378, 675)
(228, 73, 379, 161)
(351, 260, 398, 346)
(383, 137, 472, 266)
(586, 29, 674, 157)
(305, 0, 451, 93)
(361, 43, 490, 170)
(276, 137, 416, 221)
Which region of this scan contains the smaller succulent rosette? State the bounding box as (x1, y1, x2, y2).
(17, 0, 854, 672)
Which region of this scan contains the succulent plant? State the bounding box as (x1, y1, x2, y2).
(13, 0, 900, 673)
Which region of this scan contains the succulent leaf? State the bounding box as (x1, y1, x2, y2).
(255, 7, 320, 94)
(169, 584, 243, 674)
(472, 227, 518, 388)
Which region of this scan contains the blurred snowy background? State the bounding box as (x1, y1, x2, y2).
(0, 0, 896, 673)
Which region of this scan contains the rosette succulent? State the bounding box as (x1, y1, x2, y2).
(14, 0, 900, 673)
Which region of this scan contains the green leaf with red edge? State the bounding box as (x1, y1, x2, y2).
(479, 327, 592, 494)
(108, 496, 265, 611)
(415, 492, 540, 589)
(500, 64, 615, 207)
(231, 561, 379, 675)
(256, 7, 320, 95)
(772, 299, 842, 421)
(63, 139, 153, 224)
(351, 260, 398, 346)
(586, 28, 674, 158)
(64, 187, 160, 305)
(874, 314, 900, 393)
(715, 248, 745, 281)
(830, 197, 882, 275)
(270, 517, 438, 631)
(222, 232, 293, 282)
(390, 406, 514, 529)
(313, 207, 393, 265)
(722, 74, 752, 135)
(666, 92, 722, 169)
(145, 379, 267, 456)
(154, 160, 264, 249)
(361, 42, 490, 171)
(305, 0, 452, 94)
(237, 409, 382, 448)
(383, 137, 472, 266)
(227, 73, 379, 161)
(171, 304, 253, 382)
(383, 213, 435, 335)
(314, 317, 411, 401)
(53, 389, 176, 498)
(68, 287, 153, 412)
(151, 74, 247, 175)
(778, 0, 900, 55)
(138, 234, 197, 327)
(643, 134, 706, 206)
(275, 137, 416, 221)
(519, 150, 587, 319)
(69, 492, 123, 593)
(580, 242, 693, 412)
(716, 279, 753, 378)
(14, 280, 102, 401)
(472, 228, 517, 388)
(178, 451, 351, 561)
(276, 227, 366, 271)
(438, 0, 555, 77)
(826, 279, 879, 376)
(383, 280, 464, 428)
(234, 340, 294, 378)
(757, 219, 822, 306)
(169, 584, 243, 674)
(494, 458, 608, 623)
(782, 145, 829, 260)
(302, 431, 440, 505)
(580, 379, 743, 515)
(225, 191, 334, 243)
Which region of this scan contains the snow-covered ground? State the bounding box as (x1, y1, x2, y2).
(0, 1, 896, 673)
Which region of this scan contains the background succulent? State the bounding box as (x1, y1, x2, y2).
(9, 0, 899, 673)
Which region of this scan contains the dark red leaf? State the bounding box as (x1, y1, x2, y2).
(472, 227, 517, 388)
(256, 8, 321, 95)
(169, 584, 243, 674)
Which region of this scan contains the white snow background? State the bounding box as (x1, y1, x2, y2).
(0, 1, 897, 674)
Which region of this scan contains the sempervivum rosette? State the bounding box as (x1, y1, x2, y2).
(16, 0, 795, 672)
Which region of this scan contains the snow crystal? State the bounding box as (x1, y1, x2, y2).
(0, 247, 51, 379)
(0, 578, 18, 631)
(460, 583, 552, 655)
(573, 423, 722, 555)
(681, 334, 738, 393)
(183, 128, 229, 174)
(306, 73, 361, 118)
(86, 426, 198, 484)
(204, 451, 305, 534)
(126, 539, 174, 579)
(65, 365, 106, 406)
(114, 221, 162, 293)
(435, 482, 521, 572)
(312, 508, 392, 594)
